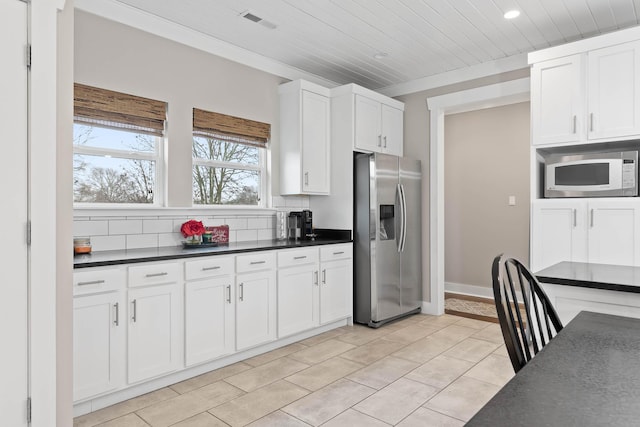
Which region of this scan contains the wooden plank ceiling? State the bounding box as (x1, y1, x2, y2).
(115, 0, 640, 90)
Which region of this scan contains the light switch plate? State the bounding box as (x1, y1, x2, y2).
(508, 196, 516, 206)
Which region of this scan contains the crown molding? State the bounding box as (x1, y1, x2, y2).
(378, 53, 529, 97)
(74, 0, 339, 88)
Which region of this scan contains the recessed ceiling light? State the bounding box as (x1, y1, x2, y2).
(504, 9, 520, 19)
(373, 52, 388, 60)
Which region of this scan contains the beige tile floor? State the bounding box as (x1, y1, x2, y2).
(74, 314, 514, 427)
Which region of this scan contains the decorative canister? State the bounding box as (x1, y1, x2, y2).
(73, 237, 92, 255)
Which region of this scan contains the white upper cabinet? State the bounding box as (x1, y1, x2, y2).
(279, 80, 330, 195)
(531, 38, 640, 146)
(354, 94, 404, 156)
(587, 41, 640, 140)
(381, 103, 404, 156)
(531, 55, 584, 145)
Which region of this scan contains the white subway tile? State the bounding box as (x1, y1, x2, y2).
(284, 196, 303, 208)
(227, 230, 237, 243)
(126, 234, 158, 250)
(236, 229, 258, 242)
(158, 232, 183, 247)
(143, 219, 173, 234)
(74, 220, 109, 237)
(302, 196, 310, 208)
(203, 219, 225, 227)
(247, 217, 268, 229)
(272, 195, 286, 207)
(226, 218, 248, 230)
(90, 235, 126, 252)
(109, 220, 143, 235)
(258, 229, 274, 241)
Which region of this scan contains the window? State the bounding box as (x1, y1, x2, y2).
(73, 84, 166, 205)
(192, 108, 270, 206)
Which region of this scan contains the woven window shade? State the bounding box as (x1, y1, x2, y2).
(193, 108, 270, 148)
(74, 83, 166, 136)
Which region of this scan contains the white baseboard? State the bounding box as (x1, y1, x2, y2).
(445, 282, 494, 299)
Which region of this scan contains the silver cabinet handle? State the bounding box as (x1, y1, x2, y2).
(77, 280, 105, 286)
(202, 266, 221, 271)
(377, 135, 382, 147)
(333, 251, 344, 255)
(131, 299, 137, 323)
(226, 285, 231, 303)
(294, 256, 307, 260)
(304, 172, 309, 186)
(590, 209, 594, 228)
(322, 269, 326, 284)
(250, 260, 266, 265)
(314, 271, 318, 285)
(239, 283, 244, 301)
(113, 302, 119, 326)
(573, 209, 577, 228)
(145, 272, 168, 278)
(573, 115, 577, 134)
(383, 135, 387, 148)
(590, 113, 594, 132)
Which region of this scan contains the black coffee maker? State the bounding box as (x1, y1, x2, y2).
(288, 210, 313, 240)
(301, 210, 313, 239)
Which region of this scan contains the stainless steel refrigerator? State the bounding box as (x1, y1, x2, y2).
(354, 152, 422, 327)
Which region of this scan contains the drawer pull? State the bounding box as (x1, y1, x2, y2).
(250, 260, 266, 265)
(294, 256, 307, 260)
(226, 285, 231, 303)
(77, 279, 105, 286)
(332, 251, 345, 255)
(202, 266, 221, 271)
(131, 299, 137, 323)
(113, 303, 119, 326)
(239, 283, 244, 301)
(322, 269, 326, 284)
(145, 272, 168, 278)
(314, 271, 319, 285)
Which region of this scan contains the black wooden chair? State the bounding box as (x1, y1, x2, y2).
(491, 254, 563, 373)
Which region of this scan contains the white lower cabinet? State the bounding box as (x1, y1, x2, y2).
(319, 244, 353, 324)
(73, 291, 125, 401)
(127, 283, 181, 384)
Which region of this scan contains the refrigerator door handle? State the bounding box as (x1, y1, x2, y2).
(396, 183, 404, 253)
(400, 184, 408, 252)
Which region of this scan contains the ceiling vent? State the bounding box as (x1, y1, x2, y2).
(240, 10, 277, 30)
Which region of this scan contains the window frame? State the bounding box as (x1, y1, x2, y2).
(72, 122, 165, 207)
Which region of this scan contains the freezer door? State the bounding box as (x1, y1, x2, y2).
(399, 157, 422, 312)
(371, 153, 402, 322)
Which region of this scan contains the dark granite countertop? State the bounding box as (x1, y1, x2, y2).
(467, 311, 640, 426)
(535, 261, 640, 293)
(74, 229, 351, 269)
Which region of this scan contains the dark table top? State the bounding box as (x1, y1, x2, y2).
(467, 311, 640, 426)
(74, 229, 351, 269)
(536, 261, 640, 293)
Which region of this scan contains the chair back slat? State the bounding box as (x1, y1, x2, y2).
(492, 254, 564, 373)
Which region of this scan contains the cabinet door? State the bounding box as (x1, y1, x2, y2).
(185, 277, 234, 366)
(354, 94, 382, 152)
(381, 104, 403, 156)
(531, 200, 588, 271)
(531, 55, 584, 145)
(128, 284, 181, 384)
(277, 264, 319, 337)
(588, 41, 640, 140)
(320, 258, 353, 324)
(236, 270, 277, 350)
(73, 292, 124, 401)
(588, 200, 640, 266)
(302, 90, 330, 194)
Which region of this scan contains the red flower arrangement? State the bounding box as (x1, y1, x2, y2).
(180, 220, 205, 238)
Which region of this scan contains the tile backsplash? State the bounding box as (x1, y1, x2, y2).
(74, 196, 309, 252)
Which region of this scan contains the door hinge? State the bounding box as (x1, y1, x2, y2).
(26, 44, 31, 69)
(26, 221, 31, 246)
(26, 397, 31, 423)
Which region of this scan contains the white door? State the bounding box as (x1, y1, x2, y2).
(185, 277, 235, 366)
(531, 200, 588, 271)
(320, 259, 352, 324)
(588, 41, 640, 140)
(236, 270, 276, 350)
(354, 94, 382, 152)
(531, 55, 584, 145)
(588, 200, 640, 266)
(381, 104, 404, 156)
(301, 90, 330, 194)
(73, 292, 124, 401)
(1, 1, 28, 425)
(277, 265, 318, 337)
(128, 284, 181, 383)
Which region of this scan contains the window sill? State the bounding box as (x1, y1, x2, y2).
(73, 205, 277, 218)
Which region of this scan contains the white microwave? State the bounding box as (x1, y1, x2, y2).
(545, 150, 638, 198)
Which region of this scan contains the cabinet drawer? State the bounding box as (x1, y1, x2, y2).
(278, 247, 319, 268)
(185, 256, 234, 281)
(128, 262, 180, 287)
(320, 244, 352, 262)
(236, 252, 276, 273)
(73, 268, 124, 296)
